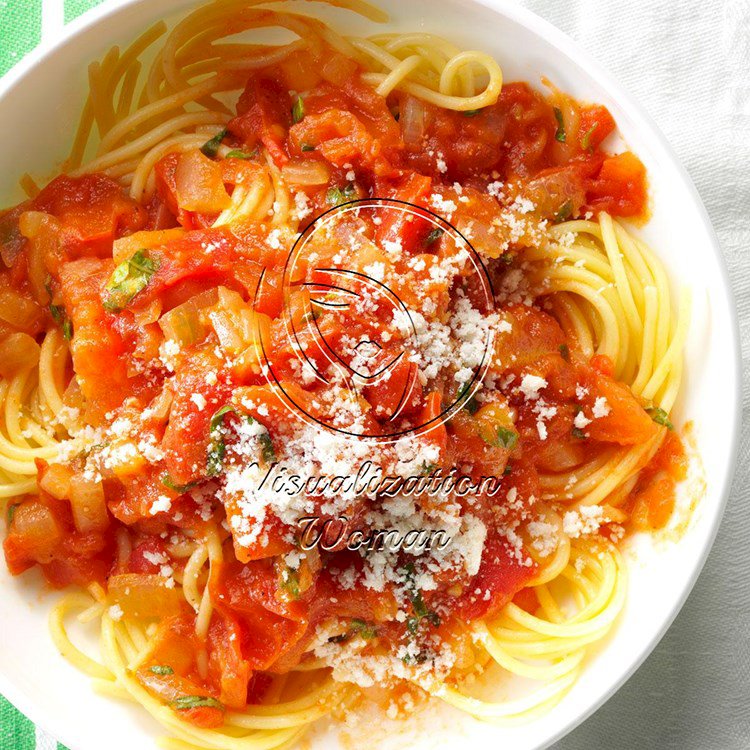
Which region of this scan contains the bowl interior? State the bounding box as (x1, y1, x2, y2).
(0, 1, 739, 749)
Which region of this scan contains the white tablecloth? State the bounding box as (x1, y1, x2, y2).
(514, 0, 750, 747)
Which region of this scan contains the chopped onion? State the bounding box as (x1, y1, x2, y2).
(69, 475, 109, 533)
(158, 288, 218, 348)
(174, 150, 231, 213)
(0, 288, 44, 334)
(10, 502, 63, 563)
(0, 333, 40, 377)
(39, 464, 72, 500)
(281, 158, 331, 186)
(400, 95, 426, 148)
(108, 573, 183, 617)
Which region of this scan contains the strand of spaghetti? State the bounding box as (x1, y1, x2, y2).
(182, 543, 209, 612)
(38, 329, 66, 416)
(433, 670, 578, 720)
(641, 288, 691, 403)
(80, 110, 231, 177)
(575, 435, 664, 507)
(49, 593, 114, 680)
(599, 211, 642, 345)
(88, 47, 120, 137)
(95, 73, 244, 157)
(631, 284, 659, 396)
(474, 622, 584, 681)
(225, 689, 345, 729)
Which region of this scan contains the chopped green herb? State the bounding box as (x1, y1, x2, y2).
(400, 563, 441, 634)
(49, 303, 72, 340)
(200, 128, 228, 158)
(280, 567, 300, 599)
(6, 503, 18, 525)
(463, 108, 482, 117)
(559, 343, 570, 361)
(300, 143, 315, 152)
(149, 665, 174, 676)
(46, 276, 73, 339)
(225, 148, 256, 160)
(420, 462, 439, 476)
(424, 227, 443, 246)
(103, 250, 158, 313)
(554, 200, 574, 223)
(647, 407, 674, 430)
(300, 308, 320, 325)
(350, 619, 377, 639)
(503, 463, 512, 476)
(292, 96, 305, 124)
(572, 426, 587, 439)
(553, 107, 566, 142)
(455, 381, 480, 414)
(580, 122, 599, 151)
(171, 695, 224, 711)
(326, 183, 356, 206)
(161, 474, 199, 494)
(483, 425, 518, 451)
(207, 405, 275, 476)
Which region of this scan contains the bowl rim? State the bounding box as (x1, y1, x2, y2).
(0, 1, 741, 749)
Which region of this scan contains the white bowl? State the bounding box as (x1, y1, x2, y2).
(0, 1, 740, 749)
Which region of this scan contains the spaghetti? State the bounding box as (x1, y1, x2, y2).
(0, 1, 690, 748)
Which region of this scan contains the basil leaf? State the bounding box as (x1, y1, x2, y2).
(200, 128, 227, 158)
(581, 122, 599, 151)
(171, 695, 224, 711)
(463, 108, 482, 117)
(161, 474, 199, 494)
(291, 96, 305, 124)
(207, 405, 275, 476)
(6, 503, 18, 525)
(489, 426, 518, 450)
(149, 665, 174, 676)
(572, 426, 587, 439)
(553, 107, 566, 142)
(103, 250, 158, 313)
(647, 406, 674, 430)
(559, 343, 570, 361)
(326, 184, 356, 206)
(300, 143, 315, 152)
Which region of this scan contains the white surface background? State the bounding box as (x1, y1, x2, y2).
(0, 0, 747, 748)
(521, 1, 750, 747)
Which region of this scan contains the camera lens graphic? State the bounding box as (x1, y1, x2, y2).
(255, 198, 495, 441)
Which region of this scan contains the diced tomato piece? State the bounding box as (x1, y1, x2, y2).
(33, 174, 146, 256)
(229, 76, 292, 166)
(456, 533, 537, 620)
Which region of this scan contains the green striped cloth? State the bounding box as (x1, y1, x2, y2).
(0, 1, 107, 745)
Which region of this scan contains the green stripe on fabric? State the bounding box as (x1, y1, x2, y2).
(65, 0, 106, 24)
(0, 696, 36, 750)
(0, 0, 42, 77)
(58, 743, 71, 750)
